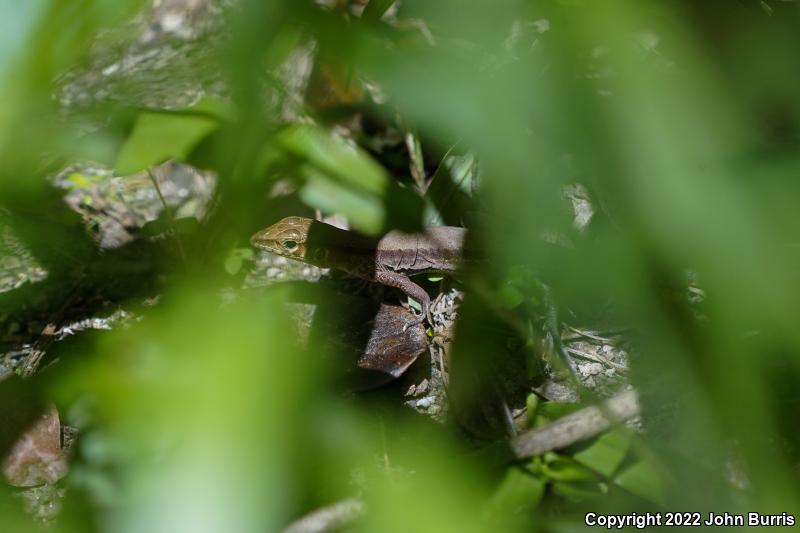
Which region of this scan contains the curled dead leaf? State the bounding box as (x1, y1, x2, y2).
(3, 406, 68, 487)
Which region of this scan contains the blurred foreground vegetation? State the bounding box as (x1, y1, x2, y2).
(1, 0, 800, 531)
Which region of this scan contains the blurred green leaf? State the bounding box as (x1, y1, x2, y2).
(140, 216, 198, 238)
(300, 169, 386, 235)
(362, 0, 396, 21)
(279, 124, 389, 233)
(0, 1, 47, 81)
(423, 150, 478, 226)
(67, 172, 92, 190)
(485, 467, 546, 517)
(573, 428, 633, 478)
(278, 124, 388, 196)
(224, 254, 243, 276)
(541, 453, 596, 482)
(613, 455, 668, 507)
(497, 283, 524, 309)
(525, 393, 539, 425)
(139, 218, 170, 237)
(551, 480, 607, 502)
(115, 109, 219, 175)
(443, 153, 478, 196)
(533, 401, 582, 426)
(224, 248, 254, 275)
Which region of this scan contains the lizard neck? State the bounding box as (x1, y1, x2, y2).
(303, 220, 379, 279)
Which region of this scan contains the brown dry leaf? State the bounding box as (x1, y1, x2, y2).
(2, 406, 68, 487)
(357, 303, 427, 378)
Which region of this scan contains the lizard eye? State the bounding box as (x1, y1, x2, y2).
(282, 240, 298, 252)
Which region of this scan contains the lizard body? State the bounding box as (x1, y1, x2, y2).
(250, 216, 471, 324)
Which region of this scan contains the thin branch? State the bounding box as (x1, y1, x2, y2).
(510, 389, 640, 459)
(147, 168, 186, 264)
(283, 498, 365, 533)
(564, 346, 628, 372)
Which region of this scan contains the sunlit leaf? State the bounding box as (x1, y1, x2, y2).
(67, 172, 92, 190)
(572, 428, 633, 478)
(276, 124, 393, 232)
(115, 110, 219, 175)
(278, 124, 389, 196)
(300, 169, 386, 234)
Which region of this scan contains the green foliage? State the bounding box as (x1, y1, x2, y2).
(485, 467, 546, 520)
(223, 247, 254, 275)
(115, 109, 220, 175)
(573, 428, 632, 479)
(279, 124, 390, 233)
(613, 454, 668, 507)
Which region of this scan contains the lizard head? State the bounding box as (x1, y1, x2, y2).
(250, 216, 313, 261)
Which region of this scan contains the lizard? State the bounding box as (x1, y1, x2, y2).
(250, 216, 472, 325)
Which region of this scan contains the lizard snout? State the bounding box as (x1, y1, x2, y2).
(249, 228, 273, 249)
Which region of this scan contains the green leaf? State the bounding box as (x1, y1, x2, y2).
(224, 255, 243, 276)
(362, 0, 396, 21)
(225, 247, 255, 275)
(171, 217, 200, 235)
(422, 196, 445, 226)
(278, 124, 388, 195)
(445, 153, 478, 196)
(140, 215, 198, 238)
(423, 151, 478, 225)
(497, 283, 524, 309)
(140, 218, 169, 237)
(541, 454, 596, 482)
(485, 467, 546, 517)
(279, 125, 389, 234)
(300, 170, 385, 235)
(67, 172, 92, 190)
(573, 428, 633, 478)
(533, 401, 582, 425)
(551, 480, 606, 502)
(115, 109, 219, 175)
(526, 393, 539, 424)
(613, 455, 668, 506)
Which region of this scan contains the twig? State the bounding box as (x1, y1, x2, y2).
(563, 325, 614, 343)
(510, 389, 640, 459)
(563, 346, 628, 372)
(405, 130, 427, 194)
(493, 379, 517, 438)
(20, 274, 87, 377)
(562, 325, 631, 343)
(283, 498, 365, 533)
(147, 168, 186, 264)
